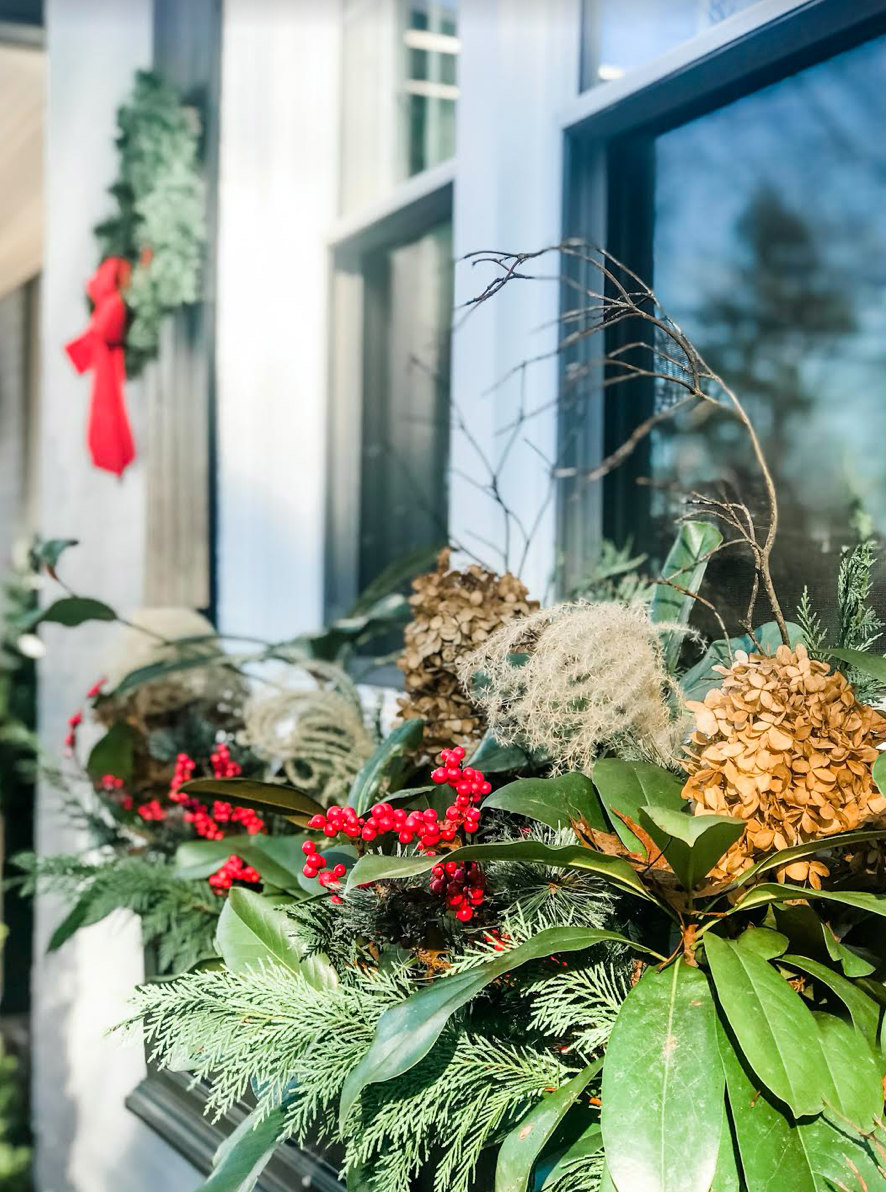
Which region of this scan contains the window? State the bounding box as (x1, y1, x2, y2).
(341, 0, 458, 212)
(581, 0, 771, 88)
(563, 5, 886, 626)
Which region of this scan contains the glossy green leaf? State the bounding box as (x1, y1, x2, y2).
(703, 933, 828, 1117)
(339, 926, 654, 1130)
(726, 827, 886, 891)
(47, 890, 105, 951)
(33, 595, 117, 628)
(813, 1012, 884, 1130)
(174, 836, 257, 880)
(112, 652, 232, 696)
(85, 722, 138, 782)
(640, 806, 744, 891)
(650, 521, 723, 670)
(348, 719, 423, 815)
(495, 1060, 602, 1192)
(484, 773, 608, 832)
(709, 1104, 741, 1192)
(772, 904, 875, 978)
(828, 647, 886, 687)
(347, 544, 442, 616)
(345, 840, 658, 905)
(32, 536, 79, 573)
(295, 845, 357, 895)
(179, 778, 324, 823)
(874, 751, 886, 795)
(592, 758, 686, 853)
(734, 926, 788, 960)
(732, 883, 886, 920)
(200, 1096, 293, 1192)
(780, 954, 880, 1046)
(535, 1121, 603, 1191)
(602, 961, 723, 1192)
(469, 733, 532, 774)
(680, 621, 805, 702)
(598, 1170, 617, 1192)
(721, 1023, 886, 1192)
(215, 888, 303, 975)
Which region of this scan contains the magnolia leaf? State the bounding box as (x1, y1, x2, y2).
(34, 596, 117, 628)
(174, 836, 257, 880)
(640, 806, 744, 891)
(85, 722, 138, 782)
(780, 954, 880, 1047)
(345, 840, 659, 906)
(704, 933, 829, 1117)
(469, 733, 533, 774)
(828, 647, 886, 687)
(495, 1060, 602, 1192)
(347, 544, 442, 616)
(602, 961, 723, 1192)
(732, 883, 886, 920)
(200, 1096, 293, 1192)
(339, 927, 657, 1130)
(47, 891, 105, 951)
(484, 773, 608, 832)
(215, 888, 303, 974)
(179, 778, 324, 824)
(727, 827, 886, 890)
(874, 751, 886, 796)
(592, 758, 685, 853)
(773, 904, 875, 978)
(681, 621, 805, 702)
(650, 521, 723, 671)
(734, 926, 788, 961)
(813, 1012, 884, 1130)
(33, 536, 79, 573)
(721, 1021, 886, 1192)
(348, 719, 424, 815)
(709, 1104, 741, 1192)
(112, 652, 232, 696)
(535, 1121, 603, 1191)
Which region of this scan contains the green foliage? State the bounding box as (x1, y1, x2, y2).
(568, 539, 655, 607)
(483, 773, 606, 832)
(95, 70, 205, 376)
(649, 520, 723, 672)
(679, 620, 806, 701)
(15, 852, 220, 975)
(590, 758, 685, 854)
(0, 1038, 31, 1192)
(525, 960, 632, 1061)
(347, 718, 424, 815)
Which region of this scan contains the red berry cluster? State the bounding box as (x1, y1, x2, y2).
(168, 749, 265, 840)
(99, 773, 124, 792)
(300, 841, 347, 903)
(430, 859, 485, 922)
(63, 710, 82, 757)
(137, 799, 166, 822)
(210, 742, 241, 779)
(208, 854, 261, 894)
(304, 749, 490, 856)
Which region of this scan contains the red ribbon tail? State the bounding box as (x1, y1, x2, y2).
(65, 331, 95, 374)
(87, 344, 135, 477)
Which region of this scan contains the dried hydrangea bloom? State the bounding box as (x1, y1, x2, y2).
(682, 643, 886, 886)
(397, 549, 538, 759)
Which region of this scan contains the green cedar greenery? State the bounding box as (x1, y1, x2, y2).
(94, 70, 205, 377)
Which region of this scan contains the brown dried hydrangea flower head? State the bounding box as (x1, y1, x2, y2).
(460, 601, 684, 774)
(397, 549, 538, 759)
(683, 643, 886, 887)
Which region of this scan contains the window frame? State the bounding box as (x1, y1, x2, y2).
(557, 0, 886, 591)
(325, 155, 455, 624)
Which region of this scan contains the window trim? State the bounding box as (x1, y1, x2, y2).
(325, 156, 454, 622)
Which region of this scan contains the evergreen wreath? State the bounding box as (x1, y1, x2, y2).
(94, 69, 205, 377)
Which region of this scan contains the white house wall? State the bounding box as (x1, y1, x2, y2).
(35, 2, 199, 1189)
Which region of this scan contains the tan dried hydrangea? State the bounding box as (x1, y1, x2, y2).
(682, 643, 886, 886)
(397, 549, 538, 758)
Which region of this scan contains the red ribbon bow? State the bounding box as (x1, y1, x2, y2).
(65, 257, 136, 477)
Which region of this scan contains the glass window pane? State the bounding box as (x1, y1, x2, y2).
(341, 0, 458, 213)
(581, 0, 774, 89)
(359, 221, 453, 590)
(647, 35, 886, 627)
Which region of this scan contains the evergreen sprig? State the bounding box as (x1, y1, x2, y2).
(94, 70, 205, 376)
